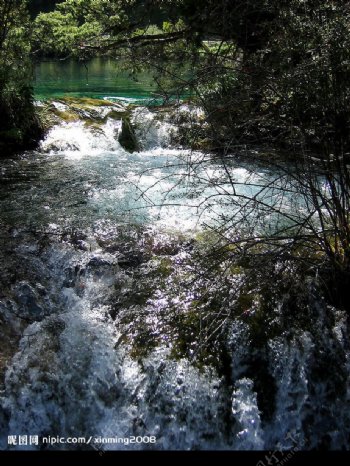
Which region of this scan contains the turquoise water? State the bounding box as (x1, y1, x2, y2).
(34, 58, 160, 104)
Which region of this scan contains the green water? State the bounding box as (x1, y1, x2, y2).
(34, 57, 160, 103)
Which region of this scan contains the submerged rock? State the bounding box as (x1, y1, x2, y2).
(43, 141, 79, 153)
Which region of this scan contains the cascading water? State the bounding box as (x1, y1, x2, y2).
(0, 102, 349, 450)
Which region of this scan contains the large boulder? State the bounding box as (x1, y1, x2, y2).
(118, 117, 140, 153)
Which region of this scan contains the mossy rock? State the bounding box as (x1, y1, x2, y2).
(53, 109, 80, 122)
(106, 109, 129, 121)
(45, 97, 129, 126)
(59, 96, 122, 108)
(83, 121, 106, 133)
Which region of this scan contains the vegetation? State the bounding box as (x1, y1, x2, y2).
(0, 0, 42, 155)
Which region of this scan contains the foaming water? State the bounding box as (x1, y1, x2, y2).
(1, 105, 349, 450)
(2, 232, 349, 450)
(1, 109, 275, 233)
(0, 238, 233, 450)
(132, 107, 175, 150)
(40, 119, 122, 157)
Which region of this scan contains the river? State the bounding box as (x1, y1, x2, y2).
(0, 61, 349, 451)
(34, 57, 176, 104)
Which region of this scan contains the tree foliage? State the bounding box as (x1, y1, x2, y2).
(0, 0, 42, 154)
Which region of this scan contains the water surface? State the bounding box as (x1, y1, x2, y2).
(34, 58, 159, 103)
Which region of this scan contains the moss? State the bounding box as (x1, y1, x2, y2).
(184, 137, 214, 151)
(129, 330, 159, 359)
(83, 121, 105, 132)
(228, 265, 244, 274)
(104, 109, 129, 120)
(43, 97, 129, 128)
(59, 96, 116, 108)
(236, 292, 255, 312)
(118, 305, 161, 360)
(54, 109, 79, 122)
(169, 311, 199, 360)
(156, 257, 173, 277)
(120, 287, 154, 310)
(195, 230, 221, 246)
(167, 302, 230, 374)
(232, 280, 283, 348)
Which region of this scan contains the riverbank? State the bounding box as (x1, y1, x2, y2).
(0, 95, 43, 157)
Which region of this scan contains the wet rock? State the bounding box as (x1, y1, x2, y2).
(57, 97, 128, 123)
(132, 417, 147, 435)
(0, 407, 8, 439)
(74, 240, 90, 251)
(93, 379, 120, 407)
(87, 256, 112, 267)
(0, 301, 22, 390)
(42, 316, 66, 336)
(36, 283, 47, 297)
(63, 266, 79, 288)
(43, 97, 129, 131)
(117, 252, 143, 268)
(118, 117, 140, 153)
(42, 141, 79, 153)
(13, 282, 45, 320)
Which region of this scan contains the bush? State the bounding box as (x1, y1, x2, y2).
(0, 0, 43, 155)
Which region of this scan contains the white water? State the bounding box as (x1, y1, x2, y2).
(0, 107, 349, 450)
(0, 237, 233, 450)
(41, 119, 122, 157)
(28, 110, 276, 234)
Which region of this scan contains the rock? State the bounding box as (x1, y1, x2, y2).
(42, 316, 66, 336)
(87, 256, 111, 267)
(75, 240, 90, 251)
(42, 141, 79, 153)
(45, 97, 129, 129)
(118, 117, 140, 153)
(13, 282, 45, 319)
(117, 252, 143, 268)
(63, 266, 79, 288)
